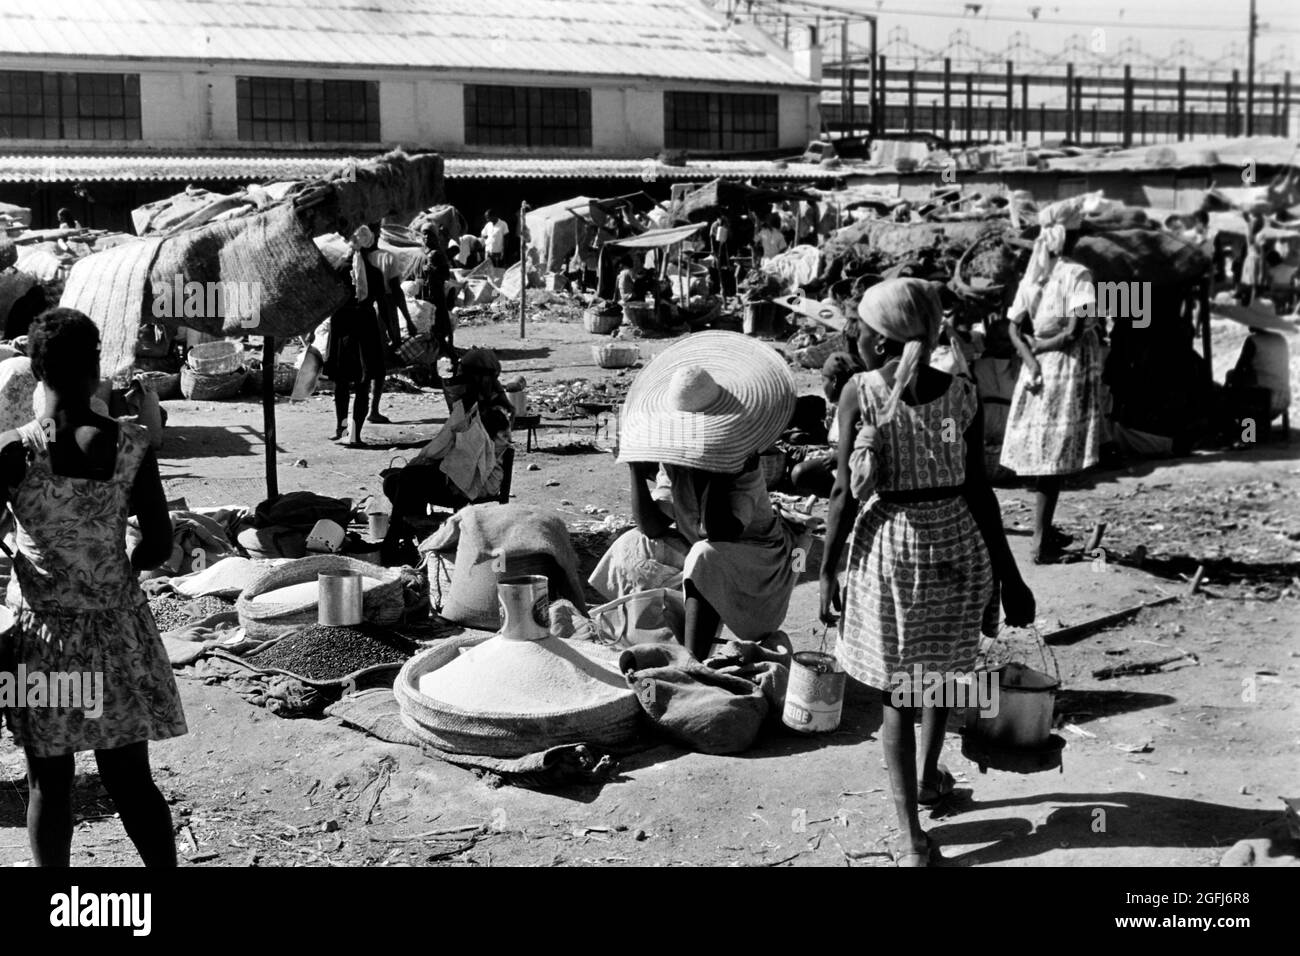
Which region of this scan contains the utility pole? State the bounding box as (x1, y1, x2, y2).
(1246, 0, 1258, 136)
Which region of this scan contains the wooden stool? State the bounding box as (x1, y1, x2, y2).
(514, 413, 541, 452)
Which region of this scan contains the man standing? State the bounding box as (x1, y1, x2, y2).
(480, 209, 509, 268)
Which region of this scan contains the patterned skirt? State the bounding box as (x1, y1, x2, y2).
(4, 599, 188, 757)
(999, 329, 1104, 477)
(838, 497, 993, 691)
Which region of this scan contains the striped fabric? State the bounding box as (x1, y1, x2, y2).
(837, 371, 992, 692)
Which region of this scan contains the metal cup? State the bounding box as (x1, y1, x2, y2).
(497, 574, 549, 641)
(318, 571, 363, 625)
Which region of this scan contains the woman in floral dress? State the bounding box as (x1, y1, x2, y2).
(1001, 210, 1105, 563)
(1, 308, 184, 867)
(819, 280, 1035, 866)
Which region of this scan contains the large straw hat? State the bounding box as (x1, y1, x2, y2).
(618, 331, 796, 473)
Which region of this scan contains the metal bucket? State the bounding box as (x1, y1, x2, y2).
(317, 571, 363, 626)
(782, 651, 846, 733)
(743, 301, 783, 338)
(497, 574, 550, 642)
(969, 662, 1058, 749)
(367, 512, 390, 540)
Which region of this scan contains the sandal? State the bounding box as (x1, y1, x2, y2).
(918, 766, 956, 807)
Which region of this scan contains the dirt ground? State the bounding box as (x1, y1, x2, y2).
(0, 308, 1296, 867)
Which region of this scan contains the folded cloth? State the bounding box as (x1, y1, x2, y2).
(848, 423, 882, 500)
(618, 642, 769, 755)
(414, 403, 494, 500)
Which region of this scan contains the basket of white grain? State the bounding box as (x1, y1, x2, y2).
(393, 600, 640, 757)
(236, 554, 405, 640)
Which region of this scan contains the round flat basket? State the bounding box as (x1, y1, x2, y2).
(592, 343, 640, 369)
(394, 638, 641, 758)
(181, 365, 245, 401)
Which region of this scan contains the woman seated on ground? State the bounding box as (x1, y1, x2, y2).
(0, 308, 184, 867)
(380, 349, 514, 561)
(589, 334, 798, 660)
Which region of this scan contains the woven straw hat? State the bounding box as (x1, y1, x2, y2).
(618, 331, 795, 474)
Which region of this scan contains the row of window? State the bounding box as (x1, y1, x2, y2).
(0, 71, 779, 150)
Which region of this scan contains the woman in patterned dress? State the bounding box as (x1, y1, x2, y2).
(1000, 223, 1104, 563)
(0, 308, 184, 867)
(819, 280, 1035, 867)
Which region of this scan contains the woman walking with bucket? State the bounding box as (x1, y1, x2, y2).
(818, 279, 1035, 866)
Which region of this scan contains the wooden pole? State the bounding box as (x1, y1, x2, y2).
(518, 201, 528, 339)
(262, 336, 278, 501)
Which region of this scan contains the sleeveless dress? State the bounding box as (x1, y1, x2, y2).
(999, 259, 1104, 477)
(4, 420, 187, 757)
(838, 371, 993, 691)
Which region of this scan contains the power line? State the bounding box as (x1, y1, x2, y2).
(749, 0, 1264, 33)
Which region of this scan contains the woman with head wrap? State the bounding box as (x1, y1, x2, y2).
(1000, 198, 1106, 563)
(818, 278, 1035, 867)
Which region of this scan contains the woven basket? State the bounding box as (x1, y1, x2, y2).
(592, 343, 640, 369)
(236, 554, 404, 640)
(188, 340, 244, 375)
(181, 365, 245, 401)
(393, 637, 641, 758)
(583, 309, 622, 335)
(138, 370, 181, 400)
(622, 301, 661, 334)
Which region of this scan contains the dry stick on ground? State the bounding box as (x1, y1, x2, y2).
(366, 823, 484, 843)
(1040, 595, 1180, 645)
(1092, 652, 1200, 680)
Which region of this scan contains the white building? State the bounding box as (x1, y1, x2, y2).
(0, 0, 822, 158)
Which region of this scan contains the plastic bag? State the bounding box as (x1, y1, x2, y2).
(291, 345, 323, 400)
(590, 588, 685, 648)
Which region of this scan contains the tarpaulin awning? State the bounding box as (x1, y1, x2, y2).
(674, 178, 813, 222)
(607, 223, 705, 249)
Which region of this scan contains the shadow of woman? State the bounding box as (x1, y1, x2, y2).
(931, 791, 1278, 865)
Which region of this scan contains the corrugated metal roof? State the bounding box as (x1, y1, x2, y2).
(0, 154, 842, 183)
(1045, 136, 1300, 174)
(0, 0, 812, 88)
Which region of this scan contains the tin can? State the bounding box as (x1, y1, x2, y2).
(782, 651, 846, 733)
(497, 574, 549, 642)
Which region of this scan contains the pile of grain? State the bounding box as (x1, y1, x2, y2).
(251, 624, 416, 682)
(148, 595, 234, 632)
(418, 635, 629, 716)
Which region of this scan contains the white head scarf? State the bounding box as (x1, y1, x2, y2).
(856, 278, 966, 424)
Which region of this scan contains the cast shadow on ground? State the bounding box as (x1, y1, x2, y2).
(489, 346, 552, 362)
(1065, 434, 1297, 491)
(160, 425, 263, 459)
(931, 791, 1278, 865)
(1054, 688, 1177, 723)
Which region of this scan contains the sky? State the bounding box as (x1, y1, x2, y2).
(744, 0, 1299, 76)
